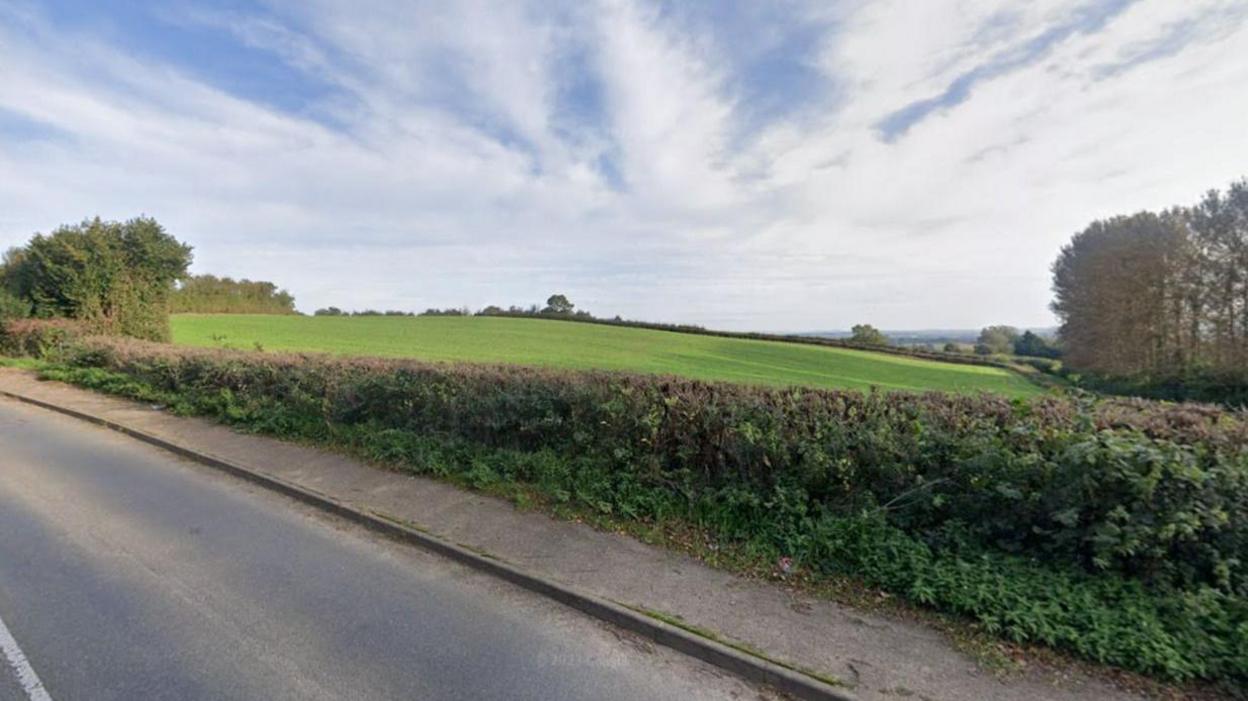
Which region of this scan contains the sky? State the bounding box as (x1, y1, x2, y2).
(1, 0, 1246, 331)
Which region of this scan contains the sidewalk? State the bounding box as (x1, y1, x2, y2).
(0, 368, 1143, 701)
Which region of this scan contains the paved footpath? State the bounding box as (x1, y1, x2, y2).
(0, 396, 771, 700)
(0, 369, 1144, 701)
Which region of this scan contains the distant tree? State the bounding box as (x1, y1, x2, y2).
(478, 305, 504, 316)
(543, 294, 574, 315)
(171, 274, 296, 314)
(1013, 331, 1060, 359)
(314, 307, 345, 316)
(942, 342, 963, 353)
(976, 325, 1020, 355)
(850, 324, 889, 346)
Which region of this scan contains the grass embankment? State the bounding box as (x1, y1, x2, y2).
(22, 334, 1246, 691)
(170, 314, 1042, 398)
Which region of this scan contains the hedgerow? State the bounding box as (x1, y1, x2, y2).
(21, 335, 1248, 685)
(0, 318, 88, 357)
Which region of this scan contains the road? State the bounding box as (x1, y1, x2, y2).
(0, 398, 763, 701)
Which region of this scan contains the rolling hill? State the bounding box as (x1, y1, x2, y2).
(170, 314, 1043, 397)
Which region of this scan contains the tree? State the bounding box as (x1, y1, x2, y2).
(976, 325, 1020, 355)
(171, 274, 296, 314)
(942, 342, 963, 353)
(3, 217, 192, 341)
(850, 324, 889, 346)
(1189, 181, 1248, 369)
(1052, 211, 1191, 375)
(314, 307, 345, 316)
(543, 294, 574, 315)
(0, 289, 30, 321)
(1050, 176, 1248, 394)
(1013, 331, 1060, 359)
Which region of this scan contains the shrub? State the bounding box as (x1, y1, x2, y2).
(45, 337, 1248, 684)
(0, 289, 31, 321)
(2, 217, 191, 341)
(1081, 371, 1248, 410)
(0, 318, 88, 358)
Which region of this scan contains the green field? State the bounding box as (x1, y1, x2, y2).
(170, 314, 1043, 397)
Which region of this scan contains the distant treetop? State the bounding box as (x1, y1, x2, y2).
(172, 274, 296, 315)
(850, 324, 890, 346)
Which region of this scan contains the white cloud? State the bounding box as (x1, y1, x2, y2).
(0, 0, 1245, 330)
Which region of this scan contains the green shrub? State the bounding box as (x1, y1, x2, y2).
(0, 318, 88, 358)
(49, 337, 1248, 684)
(0, 289, 31, 321)
(1081, 370, 1248, 409)
(2, 217, 191, 342)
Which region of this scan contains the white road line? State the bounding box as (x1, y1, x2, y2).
(0, 611, 53, 701)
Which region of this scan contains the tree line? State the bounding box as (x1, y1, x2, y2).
(849, 323, 1060, 360)
(171, 274, 296, 314)
(313, 294, 603, 321)
(1052, 176, 1248, 403)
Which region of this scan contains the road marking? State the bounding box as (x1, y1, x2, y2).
(0, 611, 53, 701)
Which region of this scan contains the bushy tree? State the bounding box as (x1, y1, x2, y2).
(543, 294, 574, 315)
(976, 325, 1020, 355)
(2, 217, 191, 341)
(0, 248, 32, 320)
(1013, 330, 1060, 358)
(850, 324, 889, 346)
(0, 289, 30, 321)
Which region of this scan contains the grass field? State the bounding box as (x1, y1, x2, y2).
(170, 314, 1043, 397)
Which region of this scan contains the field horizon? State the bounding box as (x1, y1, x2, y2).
(170, 313, 1042, 397)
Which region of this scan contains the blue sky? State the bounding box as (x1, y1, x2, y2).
(1, 0, 1246, 330)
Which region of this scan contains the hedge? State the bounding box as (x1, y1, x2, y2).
(10, 329, 1248, 685)
(476, 310, 1031, 372)
(0, 318, 88, 357)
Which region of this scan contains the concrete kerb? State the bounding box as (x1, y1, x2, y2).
(0, 388, 856, 701)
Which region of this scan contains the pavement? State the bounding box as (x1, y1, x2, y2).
(0, 396, 774, 700)
(0, 368, 1146, 701)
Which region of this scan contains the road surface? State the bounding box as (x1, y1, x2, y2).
(0, 397, 764, 700)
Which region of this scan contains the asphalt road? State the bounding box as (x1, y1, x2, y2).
(0, 398, 762, 701)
